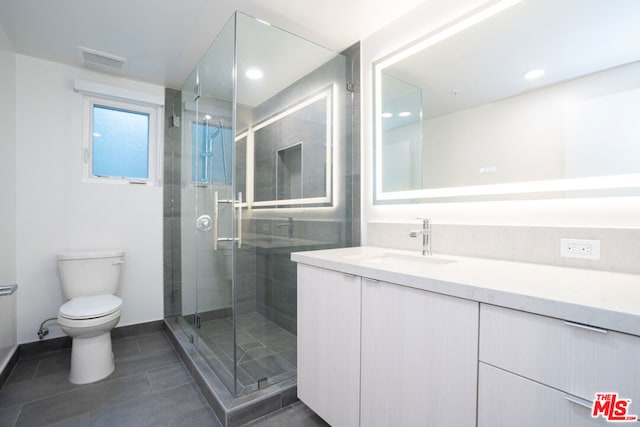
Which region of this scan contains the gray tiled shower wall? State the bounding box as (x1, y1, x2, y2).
(164, 88, 182, 318)
(246, 50, 357, 211)
(248, 219, 348, 335)
(238, 45, 360, 334)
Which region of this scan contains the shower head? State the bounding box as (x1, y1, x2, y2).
(210, 127, 222, 138)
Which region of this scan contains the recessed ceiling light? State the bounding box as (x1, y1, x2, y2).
(381, 112, 393, 118)
(524, 68, 545, 80)
(204, 114, 212, 120)
(246, 68, 263, 80)
(398, 111, 412, 117)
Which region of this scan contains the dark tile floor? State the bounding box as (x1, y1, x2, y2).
(0, 331, 220, 426)
(0, 330, 326, 427)
(246, 402, 329, 427)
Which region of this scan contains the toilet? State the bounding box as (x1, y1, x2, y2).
(57, 250, 124, 384)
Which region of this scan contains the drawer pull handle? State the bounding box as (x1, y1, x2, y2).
(563, 394, 593, 409)
(364, 278, 379, 284)
(563, 321, 608, 334)
(343, 273, 357, 279)
(0, 284, 18, 296)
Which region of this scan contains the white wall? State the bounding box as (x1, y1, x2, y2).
(15, 55, 164, 344)
(0, 25, 16, 287)
(0, 23, 17, 369)
(361, 0, 640, 230)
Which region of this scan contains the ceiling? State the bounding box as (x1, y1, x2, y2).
(0, 0, 426, 89)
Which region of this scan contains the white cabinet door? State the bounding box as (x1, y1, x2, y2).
(478, 363, 608, 427)
(361, 279, 479, 427)
(297, 264, 361, 427)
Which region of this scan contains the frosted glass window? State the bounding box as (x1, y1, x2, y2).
(92, 105, 150, 179)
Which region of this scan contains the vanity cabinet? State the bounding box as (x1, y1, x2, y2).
(297, 264, 361, 427)
(478, 304, 640, 426)
(360, 279, 479, 427)
(297, 263, 478, 427)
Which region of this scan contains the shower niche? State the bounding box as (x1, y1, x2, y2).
(166, 11, 357, 409)
(276, 143, 302, 201)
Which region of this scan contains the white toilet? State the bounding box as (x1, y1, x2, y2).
(57, 250, 124, 384)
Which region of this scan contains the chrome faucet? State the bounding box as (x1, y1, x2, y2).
(409, 218, 431, 256)
(278, 217, 294, 240)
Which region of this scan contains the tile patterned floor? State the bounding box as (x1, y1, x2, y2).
(246, 401, 329, 427)
(0, 331, 220, 427)
(0, 328, 325, 427)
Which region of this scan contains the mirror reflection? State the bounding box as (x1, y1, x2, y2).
(375, 0, 640, 202)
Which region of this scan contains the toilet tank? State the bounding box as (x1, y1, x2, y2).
(57, 250, 125, 299)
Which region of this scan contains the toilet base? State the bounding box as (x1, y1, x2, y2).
(69, 332, 115, 384)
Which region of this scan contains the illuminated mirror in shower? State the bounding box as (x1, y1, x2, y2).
(252, 87, 334, 208)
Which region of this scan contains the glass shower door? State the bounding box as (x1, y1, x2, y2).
(174, 11, 357, 398)
(179, 15, 239, 394)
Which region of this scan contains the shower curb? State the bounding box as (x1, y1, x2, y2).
(164, 318, 298, 427)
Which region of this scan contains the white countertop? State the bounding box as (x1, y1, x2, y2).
(292, 246, 640, 336)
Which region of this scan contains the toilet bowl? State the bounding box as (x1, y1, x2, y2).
(57, 250, 124, 384)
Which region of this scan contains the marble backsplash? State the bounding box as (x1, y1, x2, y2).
(367, 222, 640, 275)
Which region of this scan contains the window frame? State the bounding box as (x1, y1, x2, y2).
(82, 95, 161, 185)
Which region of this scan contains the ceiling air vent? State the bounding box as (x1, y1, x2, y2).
(78, 46, 127, 75)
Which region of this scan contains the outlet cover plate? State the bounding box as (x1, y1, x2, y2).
(560, 238, 601, 260)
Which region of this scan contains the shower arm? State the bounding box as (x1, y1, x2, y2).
(213, 191, 243, 251)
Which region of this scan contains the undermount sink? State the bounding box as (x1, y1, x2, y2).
(350, 253, 457, 266)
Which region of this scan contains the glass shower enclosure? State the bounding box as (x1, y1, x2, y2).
(171, 12, 357, 397)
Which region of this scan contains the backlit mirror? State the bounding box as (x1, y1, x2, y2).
(252, 88, 333, 208)
(374, 0, 640, 203)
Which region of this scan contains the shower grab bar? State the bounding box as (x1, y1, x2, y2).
(0, 284, 18, 296)
(212, 191, 243, 251)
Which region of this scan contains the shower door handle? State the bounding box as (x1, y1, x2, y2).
(212, 190, 242, 251)
(237, 192, 242, 249)
(213, 190, 220, 250)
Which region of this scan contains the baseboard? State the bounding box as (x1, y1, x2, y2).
(18, 336, 72, 360)
(111, 320, 165, 339)
(16, 320, 165, 361)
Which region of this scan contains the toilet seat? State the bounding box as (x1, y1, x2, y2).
(59, 295, 122, 320)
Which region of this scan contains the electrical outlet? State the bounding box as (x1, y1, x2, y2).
(560, 238, 600, 260)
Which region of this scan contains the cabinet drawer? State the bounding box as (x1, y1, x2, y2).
(479, 304, 640, 402)
(478, 363, 609, 427)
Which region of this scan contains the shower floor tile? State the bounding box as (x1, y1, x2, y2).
(197, 311, 297, 391)
(239, 354, 295, 382)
